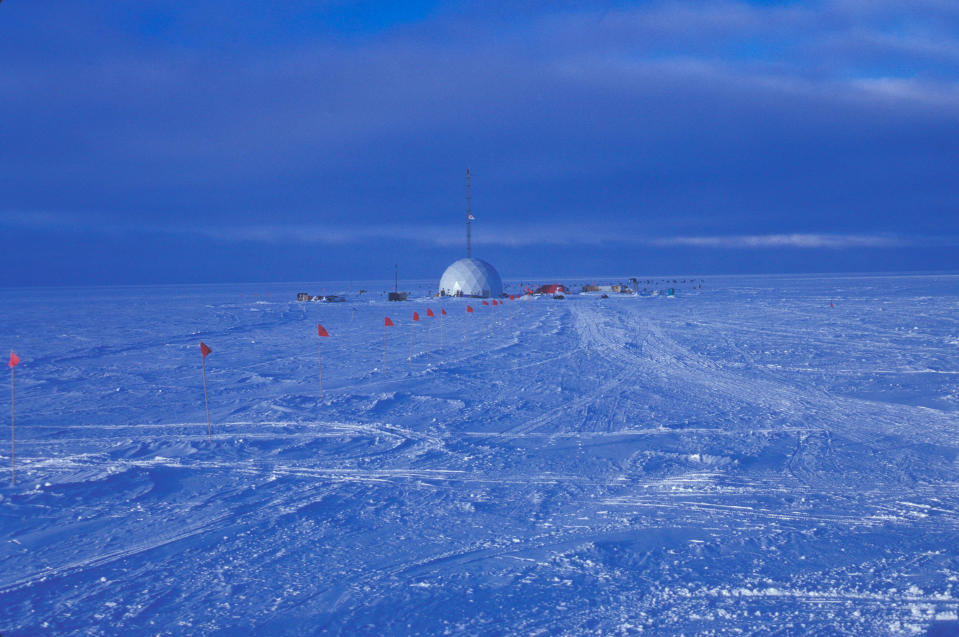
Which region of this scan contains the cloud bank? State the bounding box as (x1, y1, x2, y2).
(4, 212, 953, 250)
(1, 1, 957, 283)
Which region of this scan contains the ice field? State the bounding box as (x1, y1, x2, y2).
(2, 274, 959, 635)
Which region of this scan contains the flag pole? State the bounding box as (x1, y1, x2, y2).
(317, 324, 330, 397)
(409, 324, 414, 372)
(201, 356, 212, 442)
(10, 364, 15, 486)
(383, 323, 387, 370)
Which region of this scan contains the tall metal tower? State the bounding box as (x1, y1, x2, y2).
(465, 168, 472, 258)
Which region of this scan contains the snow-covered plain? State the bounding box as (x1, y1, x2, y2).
(2, 274, 959, 635)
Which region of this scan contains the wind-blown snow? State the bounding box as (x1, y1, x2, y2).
(1, 275, 958, 635)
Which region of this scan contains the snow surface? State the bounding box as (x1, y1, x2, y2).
(2, 274, 959, 635)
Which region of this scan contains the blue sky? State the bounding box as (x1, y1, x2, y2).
(1, 1, 957, 285)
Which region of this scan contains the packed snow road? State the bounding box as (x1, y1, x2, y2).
(2, 275, 959, 635)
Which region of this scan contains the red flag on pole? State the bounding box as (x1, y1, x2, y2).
(382, 317, 393, 370)
(439, 307, 446, 347)
(409, 313, 418, 370)
(317, 324, 329, 398)
(199, 343, 213, 441)
(424, 309, 433, 361)
(9, 351, 18, 485)
(510, 294, 515, 301)
(467, 305, 474, 313)
(482, 300, 489, 306)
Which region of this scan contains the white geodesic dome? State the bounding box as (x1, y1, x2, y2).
(438, 258, 503, 298)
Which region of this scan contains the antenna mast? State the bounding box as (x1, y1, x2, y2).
(465, 168, 472, 258)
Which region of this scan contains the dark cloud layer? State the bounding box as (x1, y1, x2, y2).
(1, 1, 957, 285)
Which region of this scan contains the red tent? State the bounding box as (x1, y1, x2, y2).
(535, 284, 567, 295)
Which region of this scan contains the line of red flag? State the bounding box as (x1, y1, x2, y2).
(5, 298, 517, 476)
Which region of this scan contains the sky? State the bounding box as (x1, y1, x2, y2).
(1, 0, 957, 286)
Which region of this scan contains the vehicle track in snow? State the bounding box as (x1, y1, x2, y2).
(4, 278, 959, 635)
